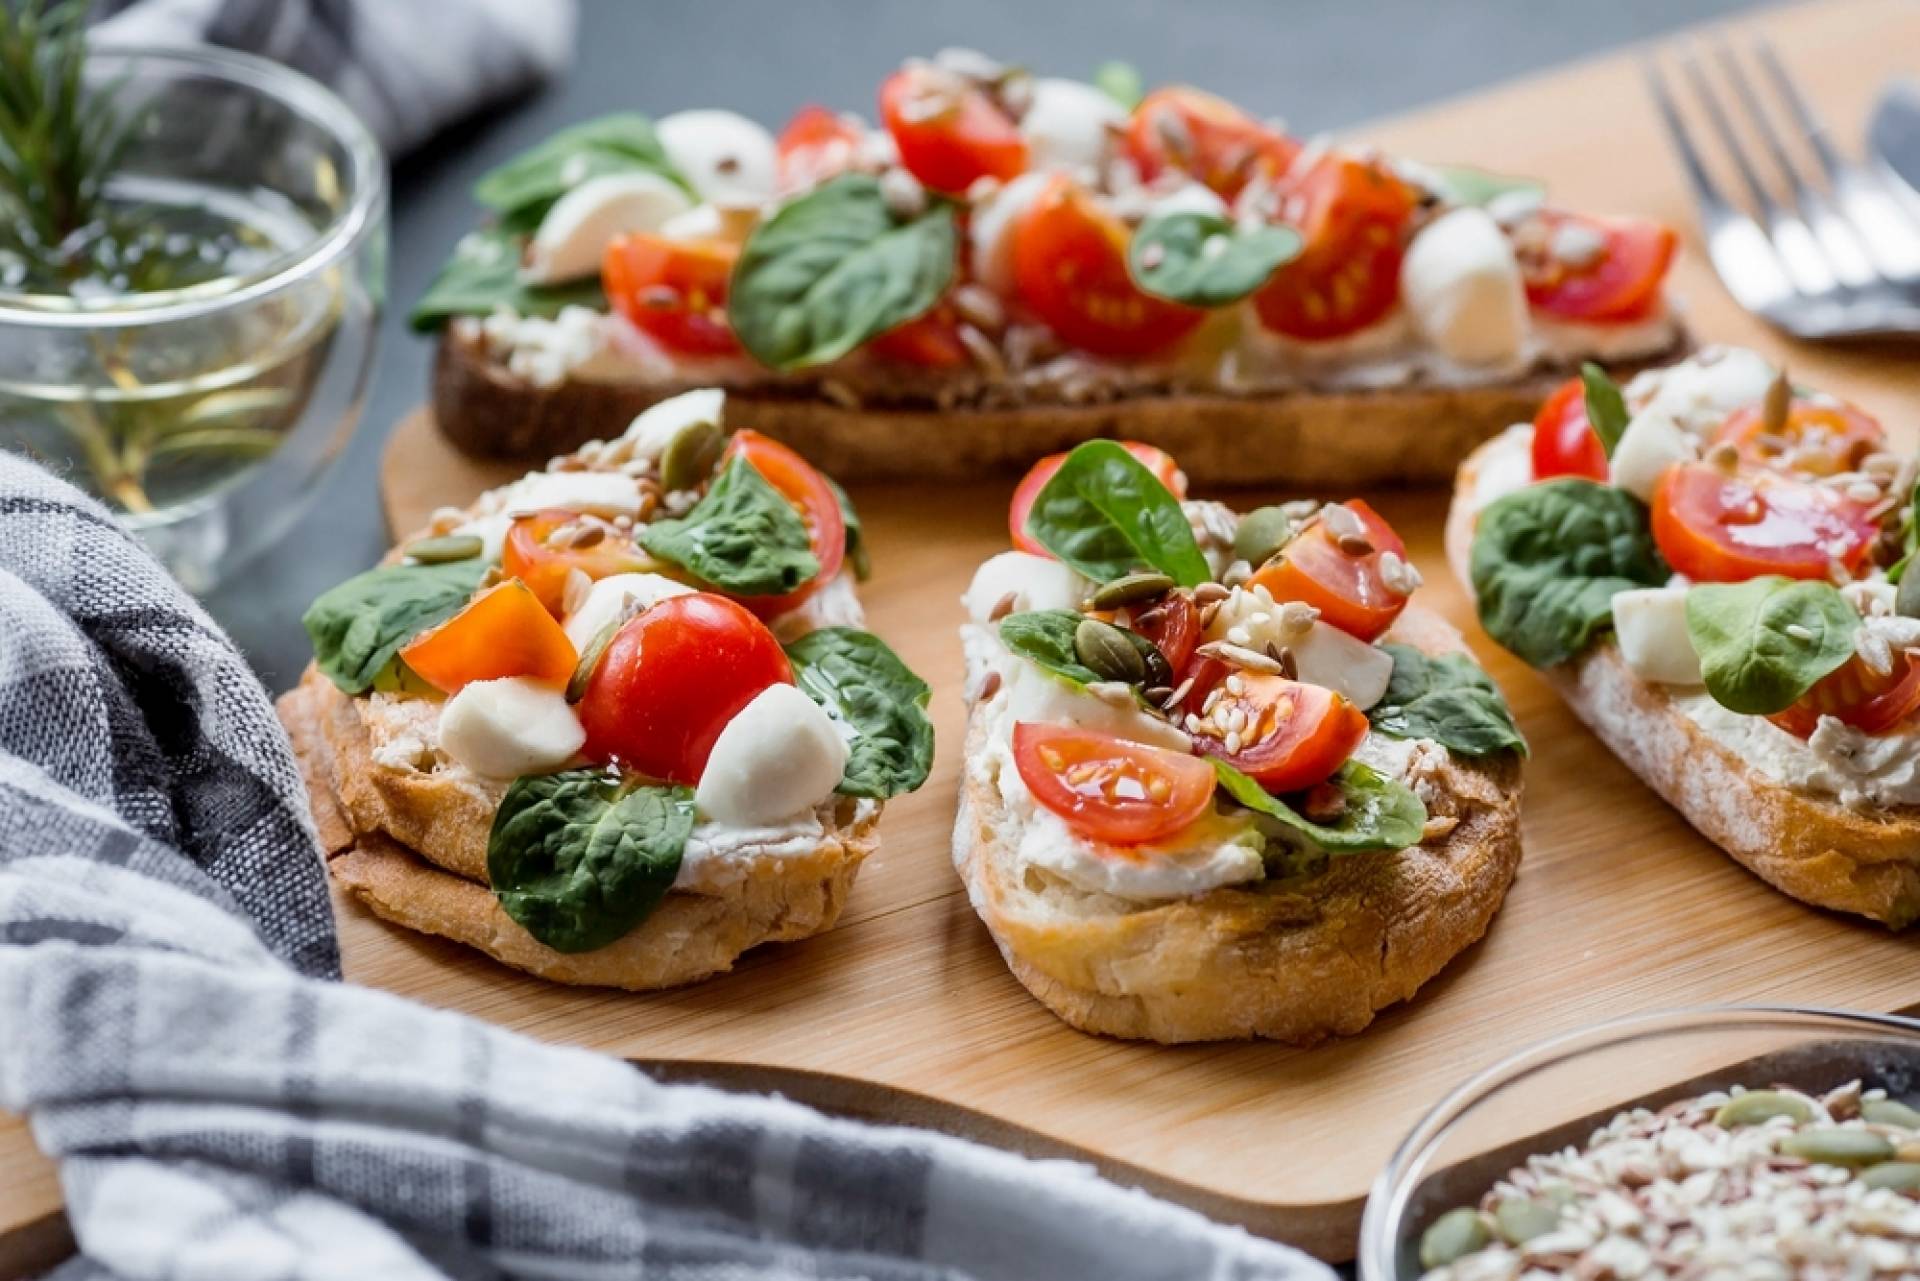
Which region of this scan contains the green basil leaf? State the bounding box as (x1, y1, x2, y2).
(409, 226, 608, 332)
(639, 455, 821, 596)
(1581, 362, 1630, 459)
(825, 475, 870, 581)
(473, 113, 689, 225)
(1887, 481, 1920, 588)
(1093, 60, 1144, 110)
(1370, 644, 1527, 757)
(1128, 211, 1301, 307)
(729, 173, 958, 371)
(1212, 759, 1427, 854)
(487, 771, 694, 953)
(1431, 164, 1545, 208)
(303, 558, 489, 695)
(1684, 577, 1859, 715)
(1469, 478, 1669, 670)
(1022, 441, 1211, 586)
(784, 628, 935, 798)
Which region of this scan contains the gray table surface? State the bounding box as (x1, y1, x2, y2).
(204, 0, 1761, 689)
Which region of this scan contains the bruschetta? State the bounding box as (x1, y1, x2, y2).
(414, 50, 1688, 486)
(954, 440, 1527, 1042)
(1448, 348, 1920, 925)
(277, 389, 935, 988)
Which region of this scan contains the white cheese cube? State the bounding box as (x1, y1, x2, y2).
(1289, 622, 1396, 711)
(620, 388, 726, 463)
(439, 677, 586, 779)
(563, 573, 695, 650)
(1611, 587, 1702, 686)
(1626, 348, 1776, 436)
(522, 173, 691, 284)
(1399, 207, 1528, 366)
(963, 551, 1090, 623)
(695, 684, 848, 825)
(1608, 408, 1696, 503)
(1022, 78, 1126, 175)
(657, 110, 777, 206)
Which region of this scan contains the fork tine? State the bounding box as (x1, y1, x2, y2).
(1643, 56, 1735, 213)
(1753, 37, 1844, 183)
(1679, 47, 1779, 217)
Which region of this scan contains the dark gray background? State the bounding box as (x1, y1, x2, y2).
(205, 0, 1761, 687)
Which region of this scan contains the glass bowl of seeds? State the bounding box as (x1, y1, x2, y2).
(1360, 1005, 1920, 1279)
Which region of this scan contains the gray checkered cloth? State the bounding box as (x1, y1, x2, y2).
(0, 459, 1339, 1280)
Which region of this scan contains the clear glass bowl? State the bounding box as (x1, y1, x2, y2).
(0, 45, 385, 591)
(1359, 1005, 1920, 1278)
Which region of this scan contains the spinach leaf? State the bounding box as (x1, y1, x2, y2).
(728, 174, 958, 370)
(1370, 644, 1527, 757)
(1888, 481, 1920, 588)
(473, 113, 689, 227)
(409, 226, 608, 332)
(784, 628, 935, 798)
(487, 771, 694, 953)
(639, 456, 820, 596)
(1431, 164, 1544, 208)
(1094, 60, 1144, 109)
(1129, 211, 1301, 307)
(1684, 577, 1858, 715)
(1212, 759, 1427, 854)
(303, 558, 488, 695)
(1469, 478, 1669, 670)
(1580, 362, 1630, 458)
(825, 475, 870, 581)
(1022, 441, 1211, 586)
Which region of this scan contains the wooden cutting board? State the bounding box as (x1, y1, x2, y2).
(4, 0, 1917, 1270)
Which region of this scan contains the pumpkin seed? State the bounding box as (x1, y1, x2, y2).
(1780, 1128, 1895, 1167)
(1418, 1207, 1492, 1268)
(1233, 505, 1295, 568)
(405, 533, 484, 564)
(1714, 1090, 1814, 1128)
(566, 618, 623, 704)
(660, 419, 725, 492)
(1493, 1196, 1560, 1245)
(1862, 1161, 1920, 1193)
(1897, 568, 1920, 621)
(1089, 572, 1176, 610)
(1074, 618, 1146, 684)
(1864, 1099, 1920, 1130)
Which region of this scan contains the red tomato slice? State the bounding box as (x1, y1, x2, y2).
(1245, 500, 1411, 642)
(1188, 672, 1368, 793)
(1770, 652, 1920, 739)
(1011, 722, 1216, 845)
(400, 580, 578, 695)
(1520, 210, 1676, 323)
(1713, 398, 1887, 478)
(1008, 442, 1188, 557)
(867, 298, 970, 368)
(1129, 590, 1202, 676)
(502, 508, 653, 616)
(603, 233, 740, 356)
(576, 593, 792, 784)
(1123, 86, 1301, 200)
(1651, 462, 1878, 583)
(879, 66, 1027, 193)
(1013, 176, 1206, 357)
(720, 430, 847, 618)
(1253, 153, 1415, 341)
(1529, 376, 1609, 483)
(776, 104, 863, 192)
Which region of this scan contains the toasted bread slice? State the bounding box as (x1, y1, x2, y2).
(953, 605, 1523, 1044)
(1449, 434, 1920, 927)
(434, 325, 1689, 487)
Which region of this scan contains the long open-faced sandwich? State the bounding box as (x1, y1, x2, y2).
(278, 389, 934, 988)
(414, 50, 1687, 485)
(953, 440, 1527, 1042)
(1448, 348, 1920, 925)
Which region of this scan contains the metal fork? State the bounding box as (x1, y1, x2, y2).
(1645, 38, 1920, 340)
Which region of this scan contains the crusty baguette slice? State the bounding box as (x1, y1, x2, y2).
(1449, 434, 1920, 927)
(434, 326, 1690, 487)
(278, 673, 877, 989)
(953, 606, 1523, 1044)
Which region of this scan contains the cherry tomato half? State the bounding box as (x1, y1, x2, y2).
(1246, 500, 1411, 642)
(867, 298, 971, 368)
(1013, 176, 1206, 358)
(1529, 376, 1609, 483)
(1713, 397, 1887, 478)
(879, 66, 1027, 194)
(576, 592, 792, 784)
(1651, 462, 1878, 583)
(603, 233, 740, 357)
(1770, 652, 1920, 739)
(719, 430, 847, 618)
(1188, 672, 1368, 793)
(400, 580, 578, 695)
(1520, 210, 1676, 323)
(1253, 153, 1415, 341)
(1008, 442, 1188, 558)
(503, 508, 653, 617)
(776, 104, 863, 193)
(1011, 722, 1216, 845)
(1123, 86, 1301, 200)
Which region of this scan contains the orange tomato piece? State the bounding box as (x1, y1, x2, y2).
(400, 580, 579, 695)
